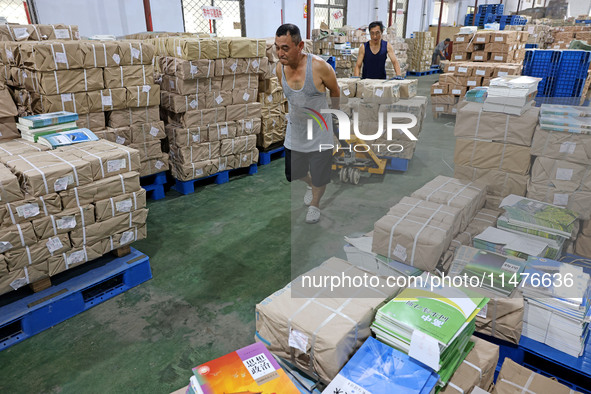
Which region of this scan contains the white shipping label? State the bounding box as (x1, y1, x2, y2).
(195, 168, 204, 176)
(343, 88, 350, 96)
(434, 89, 443, 94)
(495, 36, 503, 42)
(101, 95, 113, 106)
(107, 159, 126, 172)
(288, 329, 308, 353)
(494, 56, 503, 61)
(392, 244, 407, 262)
(67, 250, 86, 266)
(474, 56, 483, 61)
(477, 304, 488, 318)
(476, 70, 485, 76)
(215, 95, 223, 104)
(56, 216, 77, 229)
(192, 134, 200, 143)
(16, 203, 40, 218)
(150, 126, 159, 137)
(189, 99, 198, 109)
(219, 162, 226, 171)
(120, 230, 135, 245)
(454, 55, 463, 60)
(10, 278, 27, 290)
(169, 80, 175, 89)
(245, 121, 253, 129)
(501, 261, 521, 273)
(142, 85, 151, 93)
(528, 26, 535, 34)
(452, 89, 461, 95)
(457, 36, 465, 42)
(190, 64, 198, 74)
(5, 49, 13, 60)
(436, 106, 444, 111)
(112, 53, 121, 64)
(243, 352, 275, 382)
(267, 94, 273, 103)
(61, 93, 72, 102)
(553, 193, 569, 206)
(116, 136, 126, 145)
(12, 27, 29, 39)
(230, 62, 238, 72)
(243, 92, 250, 101)
(467, 81, 477, 86)
(448, 66, 456, 71)
(375, 88, 384, 97)
(116, 199, 133, 212)
(131, 47, 140, 59)
(221, 127, 228, 135)
(46, 236, 64, 253)
(0, 241, 13, 253)
(476, 38, 486, 42)
(54, 174, 73, 191)
(54, 29, 70, 39)
(498, 72, 508, 77)
(556, 168, 574, 181)
(155, 160, 164, 170)
(560, 142, 576, 154)
(458, 67, 468, 73)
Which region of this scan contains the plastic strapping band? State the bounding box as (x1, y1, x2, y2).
(128, 212, 133, 228)
(53, 71, 59, 94)
(491, 300, 498, 337)
(110, 236, 114, 251)
(386, 200, 422, 258)
(79, 205, 87, 245)
(72, 94, 77, 113)
(74, 187, 81, 208)
(18, 155, 49, 194)
(83, 69, 88, 91)
(47, 151, 80, 186)
(25, 246, 32, 266)
(129, 43, 133, 65)
(101, 43, 107, 66)
(92, 44, 97, 68)
(424, 178, 453, 201)
(447, 382, 464, 394)
(462, 360, 482, 380)
(142, 65, 146, 85)
(50, 215, 58, 236)
(16, 223, 25, 247)
(448, 182, 473, 206)
(207, 60, 211, 77)
(498, 143, 507, 171)
(410, 206, 442, 266)
(133, 192, 137, 210)
(63, 251, 69, 270)
(120, 66, 124, 87)
(137, 86, 140, 107)
(23, 266, 30, 285)
(60, 43, 69, 69)
(503, 114, 510, 143)
(110, 197, 116, 217)
(50, 44, 58, 71)
(5, 203, 15, 224)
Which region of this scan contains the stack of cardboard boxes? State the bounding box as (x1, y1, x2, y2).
(549, 25, 591, 49)
(257, 76, 286, 149)
(451, 30, 528, 64)
(506, 24, 553, 48)
(0, 138, 147, 295)
(157, 37, 265, 182)
(406, 31, 434, 73)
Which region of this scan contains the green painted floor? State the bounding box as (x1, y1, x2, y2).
(0, 73, 455, 394)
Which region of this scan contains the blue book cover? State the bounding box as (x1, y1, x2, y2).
(19, 111, 79, 128)
(38, 128, 99, 148)
(322, 337, 439, 394)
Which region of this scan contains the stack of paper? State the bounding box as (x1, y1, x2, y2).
(322, 337, 439, 394)
(520, 256, 591, 357)
(37, 128, 99, 149)
(371, 285, 488, 387)
(497, 194, 579, 245)
(449, 246, 527, 297)
(473, 226, 552, 260)
(483, 76, 541, 115)
(17, 111, 79, 142)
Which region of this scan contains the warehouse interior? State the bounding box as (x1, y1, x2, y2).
(0, 0, 590, 393)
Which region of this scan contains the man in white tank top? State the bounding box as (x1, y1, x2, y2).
(275, 24, 340, 224)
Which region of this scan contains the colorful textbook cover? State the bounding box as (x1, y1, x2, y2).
(18, 111, 79, 128)
(191, 342, 299, 394)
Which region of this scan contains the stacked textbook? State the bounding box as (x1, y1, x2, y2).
(17, 111, 80, 142)
(496, 194, 578, 258)
(483, 75, 540, 115)
(371, 284, 489, 387)
(520, 256, 591, 357)
(323, 337, 439, 394)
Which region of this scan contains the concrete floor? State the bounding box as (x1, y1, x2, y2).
(0, 73, 454, 394)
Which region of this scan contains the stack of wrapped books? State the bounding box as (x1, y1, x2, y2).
(483, 75, 541, 115)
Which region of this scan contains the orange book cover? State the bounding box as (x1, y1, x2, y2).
(192, 342, 300, 394)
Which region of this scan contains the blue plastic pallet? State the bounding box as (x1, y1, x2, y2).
(140, 171, 167, 200)
(172, 164, 258, 195)
(378, 156, 410, 171)
(258, 145, 286, 165)
(0, 247, 152, 351)
(407, 69, 440, 76)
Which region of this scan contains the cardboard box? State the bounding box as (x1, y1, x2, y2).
(491, 31, 519, 43)
(452, 52, 469, 61)
(455, 63, 472, 76)
(449, 85, 467, 96)
(431, 82, 448, 95)
(108, 106, 160, 127)
(490, 53, 513, 63)
(32, 204, 95, 239)
(356, 79, 401, 103)
(214, 57, 248, 76)
(103, 224, 147, 250)
(207, 121, 238, 141)
(233, 148, 259, 168)
(526, 181, 591, 220)
(448, 208, 502, 254)
(454, 101, 539, 146)
(255, 257, 394, 383)
(372, 196, 460, 271)
(70, 208, 148, 247)
(471, 51, 488, 62)
(31, 91, 90, 115)
(473, 63, 495, 77)
(231, 88, 258, 105)
(455, 138, 531, 176)
(125, 84, 160, 108)
(82, 40, 121, 68)
(235, 118, 261, 137)
(530, 127, 591, 166)
(475, 296, 524, 344)
(485, 43, 517, 53)
(170, 142, 221, 163)
(95, 128, 132, 145)
(431, 95, 457, 105)
(454, 33, 474, 43)
(50, 241, 106, 271)
(228, 38, 266, 58)
(221, 73, 258, 90)
(204, 90, 233, 108)
(0, 163, 24, 203)
(168, 107, 227, 128)
(161, 91, 205, 113)
(393, 79, 418, 98)
(161, 57, 216, 79)
(492, 65, 522, 78)
(220, 135, 257, 156)
(59, 171, 140, 209)
(166, 124, 208, 147)
(87, 88, 127, 112)
(226, 103, 262, 122)
(440, 336, 499, 394)
(454, 165, 529, 197)
(466, 76, 483, 87)
(0, 138, 48, 159)
(103, 65, 155, 89)
(0, 263, 46, 295)
(162, 75, 212, 96)
(118, 40, 154, 66)
(410, 175, 487, 233)
(474, 31, 491, 44)
(94, 189, 147, 222)
(439, 73, 463, 86)
(337, 77, 358, 98)
(493, 358, 583, 394)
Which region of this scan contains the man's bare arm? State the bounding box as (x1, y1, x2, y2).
(387, 43, 402, 77)
(353, 44, 364, 77)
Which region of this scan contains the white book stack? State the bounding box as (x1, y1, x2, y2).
(520, 257, 591, 357)
(484, 75, 541, 115)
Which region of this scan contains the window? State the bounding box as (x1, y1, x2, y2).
(314, 0, 347, 30)
(431, 2, 449, 25)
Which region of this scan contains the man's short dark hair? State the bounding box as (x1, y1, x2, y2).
(368, 21, 385, 32)
(445, 38, 451, 42)
(276, 24, 302, 44)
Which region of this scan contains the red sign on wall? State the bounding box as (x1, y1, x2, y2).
(333, 10, 343, 20)
(202, 6, 223, 20)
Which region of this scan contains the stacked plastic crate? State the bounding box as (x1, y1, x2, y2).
(158, 37, 265, 182)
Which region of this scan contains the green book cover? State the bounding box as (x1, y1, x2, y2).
(375, 287, 488, 346)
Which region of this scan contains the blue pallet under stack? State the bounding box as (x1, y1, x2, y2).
(465, 4, 527, 29)
(522, 49, 591, 105)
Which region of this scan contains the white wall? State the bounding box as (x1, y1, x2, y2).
(568, 0, 591, 17)
(149, 0, 184, 32)
(406, 0, 435, 37)
(244, 0, 282, 38)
